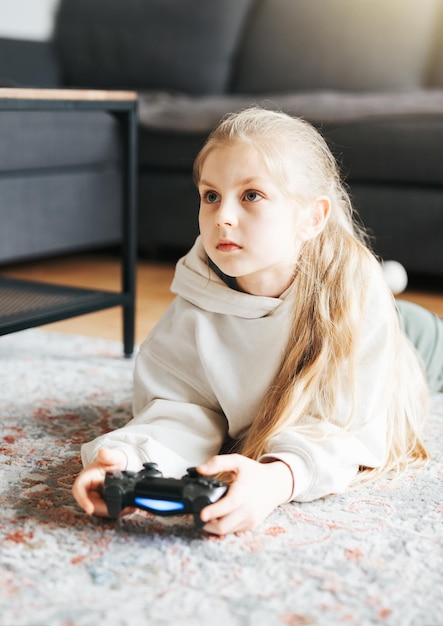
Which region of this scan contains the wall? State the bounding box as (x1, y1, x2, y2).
(0, 0, 60, 40)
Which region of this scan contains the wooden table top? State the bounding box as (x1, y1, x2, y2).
(0, 88, 138, 102)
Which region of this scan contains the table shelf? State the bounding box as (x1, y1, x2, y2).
(0, 276, 131, 333)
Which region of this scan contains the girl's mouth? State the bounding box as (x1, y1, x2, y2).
(216, 241, 241, 252)
(216, 239, 241, 252)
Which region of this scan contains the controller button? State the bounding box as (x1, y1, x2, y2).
(143, 462, 159, 471)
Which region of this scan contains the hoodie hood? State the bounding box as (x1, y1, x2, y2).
(170, 237, 291, 319)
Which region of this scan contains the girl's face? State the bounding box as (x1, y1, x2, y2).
(198, 142, 308, 297)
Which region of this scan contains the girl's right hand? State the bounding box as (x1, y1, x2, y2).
(72, 448, 128, 516)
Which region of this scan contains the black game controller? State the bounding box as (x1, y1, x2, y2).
(103, 462, 228, 527)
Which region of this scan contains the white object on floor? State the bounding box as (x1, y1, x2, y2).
(382, 260, 408, 295)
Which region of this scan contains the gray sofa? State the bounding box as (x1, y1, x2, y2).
(1, 0, 443, 277)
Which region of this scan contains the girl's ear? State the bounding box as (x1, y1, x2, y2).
(298, 196, 331, 242)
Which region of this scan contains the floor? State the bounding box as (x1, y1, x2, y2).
(2, 252, 443, 346)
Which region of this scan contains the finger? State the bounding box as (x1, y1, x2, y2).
(97, 447, 127, 470)
(88, 490, 110, 517)
(198, 453, 243, 476)
(200, 494, 234, 524)
(72, 486, 95, 516)
(199, 479, 243, 524)
(72, 466, 105, 514)
(72, 475, 93, 514)
(203, 509, 247, 536)
(72, 450, 127, 517)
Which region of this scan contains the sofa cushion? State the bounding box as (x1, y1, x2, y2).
(232, 0, 442, 93)
(138, 124, 206, 173)
(350, 183, 443, 275)
(137, 90, 443, 186)
(323, 115, 443, 186)
(0, 168, 121, 263)
(138, 171, 200, 254)
(138, 89, 443, 132)
(0, 111, 120, 171)
(54, 0, 255, 95)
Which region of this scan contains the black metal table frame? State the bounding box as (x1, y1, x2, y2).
(0, 90, 138, 357)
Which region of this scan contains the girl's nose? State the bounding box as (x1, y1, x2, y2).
(216, 200, 238, 228)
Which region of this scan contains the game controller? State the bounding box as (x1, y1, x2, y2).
(103, 462, 228, 527)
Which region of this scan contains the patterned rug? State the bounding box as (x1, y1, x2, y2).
(1, 329, 442, 626)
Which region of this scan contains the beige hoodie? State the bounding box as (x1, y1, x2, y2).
(81, 237, 397, 501)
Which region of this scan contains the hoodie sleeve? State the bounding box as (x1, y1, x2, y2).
(81, 301, 228, 476)
(260, 275, 410, 502)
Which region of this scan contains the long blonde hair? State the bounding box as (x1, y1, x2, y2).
(194, 107, 429, 482)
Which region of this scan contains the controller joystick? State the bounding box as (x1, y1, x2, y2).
(103, 463, 228, 527)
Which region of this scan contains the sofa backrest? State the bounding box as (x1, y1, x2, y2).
(232, 0, 443, 93)
(53, 0, 255, 95)
(52, 0, 443, 95)
(0, 37, 60, 88)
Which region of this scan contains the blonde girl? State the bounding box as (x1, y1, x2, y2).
(73, 108, 437, 536)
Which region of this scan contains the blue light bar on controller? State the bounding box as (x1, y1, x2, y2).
(134, 497, 185, 512)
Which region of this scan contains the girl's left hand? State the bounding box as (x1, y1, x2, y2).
(197, 454, 293, 535)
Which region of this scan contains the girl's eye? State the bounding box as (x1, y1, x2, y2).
(205, 191, 220, 204)
(244, 190, 262, 202)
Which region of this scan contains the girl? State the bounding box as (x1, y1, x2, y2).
(73, 108, 442, 536)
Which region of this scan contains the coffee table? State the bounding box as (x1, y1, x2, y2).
(0, 89, 138, 357)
